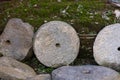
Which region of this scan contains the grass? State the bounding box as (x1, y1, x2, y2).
(0, 0, 115, 33)
(0, 0, 117, 73)
(24, 56, 54, 74)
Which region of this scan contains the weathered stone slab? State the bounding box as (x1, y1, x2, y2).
(33, 21, 80, 67)
(26, 74, 51, 80)
(52, 65, 120, 80)
(93, 23, 120, 71)
(0, 57, 36, 80)
(0, 18, 34, 60)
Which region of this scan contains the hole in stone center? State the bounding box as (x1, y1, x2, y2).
(118, 47, 120, 51)
(0, 53, 3, 57)
(82, 70, 91, 74)
(5, 40, 11, 45)
(55, 43, 60, 47)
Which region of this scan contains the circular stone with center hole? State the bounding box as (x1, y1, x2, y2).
(52, 65, 120, 80)
(33, 21, 80, 68)
(93, 23, 120, 71)
(0, 18, 34, 61)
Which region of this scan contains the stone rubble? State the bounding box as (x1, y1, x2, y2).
(0, 19, 120, 80)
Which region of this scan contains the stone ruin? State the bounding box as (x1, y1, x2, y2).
(0, 18, 120, 80)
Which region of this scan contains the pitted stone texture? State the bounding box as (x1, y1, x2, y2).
(93, 23, 120, 71)
(52, 65, 120, 80)
(26, 74, 51, 80)
(33, 21, 80, 68)
(0, 57, 36, 80)
(0, 18, 34, 60)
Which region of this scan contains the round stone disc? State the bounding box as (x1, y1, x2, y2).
(52, 65, 120, 80)
(93, 23, 120, 70)
(33, 21, 80, 67)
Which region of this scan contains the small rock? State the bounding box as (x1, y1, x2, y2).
(33, 21, 80, 67)
(26, 74, 51, 80)
(93, 23, 120, 71)
(57, 0, 61, 2)
(114, 9, 120, 19)
(0, 18, 34, 60)
(0, 57, 36, 80)
(108, 0, 120, 7)
(52, 65, 120, 80)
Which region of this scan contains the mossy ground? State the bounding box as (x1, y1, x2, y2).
(0, 0, 117, 74)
